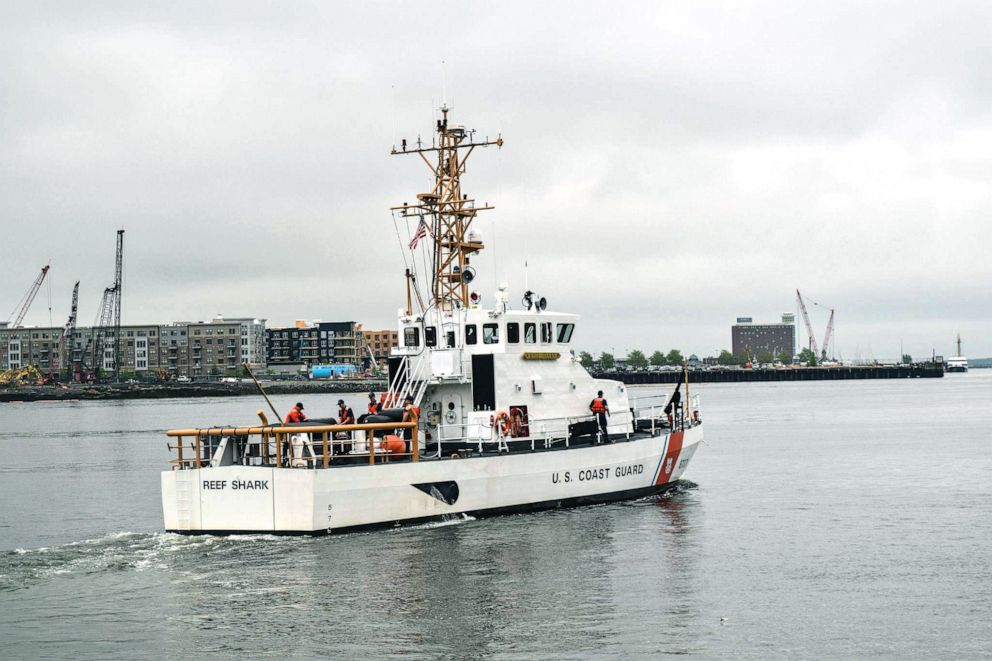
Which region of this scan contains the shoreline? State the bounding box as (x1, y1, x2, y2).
(0, 379, 389, 403)
(592, 363, 944, 383)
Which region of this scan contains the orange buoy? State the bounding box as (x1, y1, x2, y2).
(382, 434, 407, 455)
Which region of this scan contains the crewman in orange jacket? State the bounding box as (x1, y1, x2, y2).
(589, 391, 610, 442)
(285, 402, 307, 424)
(401, 395, 420, 441)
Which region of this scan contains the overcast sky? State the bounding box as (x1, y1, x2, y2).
(2, 1, 990, 360)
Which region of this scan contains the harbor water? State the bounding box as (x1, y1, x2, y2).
(1, 373, 990, 658)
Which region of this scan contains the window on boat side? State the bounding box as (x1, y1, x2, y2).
(446, 330, 456, 348)
(404, 327, 420, 348)
(483, 323, 499, 344)
(556, 323, 575, 343)
(524, 323, 536, 344)
(425, 326, 437, 347)
(541, 322, 553, 344)
(506, 322, 520, 344)
(465, 324, 478, 345)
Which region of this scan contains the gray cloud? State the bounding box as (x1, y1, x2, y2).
(1, 0, 990, 360)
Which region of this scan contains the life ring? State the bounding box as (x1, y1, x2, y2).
(490, 410, 512, 436)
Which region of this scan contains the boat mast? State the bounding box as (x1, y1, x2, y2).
(391, 106, 502, 312)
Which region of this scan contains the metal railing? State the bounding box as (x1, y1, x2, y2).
(628, 393, 701, 433)
(165, 421, 418, 471)
(431, 409, 634, 455)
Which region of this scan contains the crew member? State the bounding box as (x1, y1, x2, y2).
(589, 391, 610, 442)
(285, 402, 307, 424)
(401, 395, 420, 441)
(337, 399, 356, 440)
(367, 392, 380, 415)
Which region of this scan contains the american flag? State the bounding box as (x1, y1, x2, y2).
(408, 217, 433, 249)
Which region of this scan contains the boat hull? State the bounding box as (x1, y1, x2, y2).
(162, 426, 702, 535)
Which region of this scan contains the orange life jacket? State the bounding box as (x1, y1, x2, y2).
(590, 398, 607, 414)
(285, 407, 306, 423)
(368, 402, 379, 414)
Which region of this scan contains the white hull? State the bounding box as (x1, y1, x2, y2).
(162, 426, 702, 534)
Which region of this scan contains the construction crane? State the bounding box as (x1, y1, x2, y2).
(796, 289, 836, 362)
(4, 264, 50, 372)
(50, 281, 79, 380)
(7, 264, 50, 328)
(93, 230, 124, 381)
(796, 289, 819, 359)
(821, 309, 835, 362)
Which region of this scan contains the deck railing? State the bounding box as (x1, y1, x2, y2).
(165, 421, 418, 471)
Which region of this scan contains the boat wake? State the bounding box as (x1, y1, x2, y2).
(404, 513, 477, 531)
(0, 531, 304, 593)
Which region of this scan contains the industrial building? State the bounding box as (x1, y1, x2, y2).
(731, 314, 796, 360)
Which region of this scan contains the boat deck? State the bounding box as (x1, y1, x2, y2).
(165, 417, 687, 471)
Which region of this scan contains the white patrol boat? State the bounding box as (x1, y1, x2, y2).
(161, 106, 704, 534)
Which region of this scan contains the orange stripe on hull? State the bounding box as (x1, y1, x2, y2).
(655, 431, 684, 485)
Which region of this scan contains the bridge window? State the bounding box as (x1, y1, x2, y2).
(524, 323, 536, 344)
(466, 324, 478, 345)
(483, 323, 499, 344)
(425, 326, 437, 347)
(541, 322, 553, 344)
(506, 323, 520, 344)
(556, 323, 575, 343)
(404, 327, 420, 347)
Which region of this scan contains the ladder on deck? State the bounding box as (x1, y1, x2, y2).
(386, 354, 431, 409)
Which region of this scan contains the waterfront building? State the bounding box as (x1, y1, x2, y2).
(2, 324, 162, 376)
(363, 329, 399, 367)
(265, 320, 363, 367)
(158, 324, 191, 377)
(731, 314, 796, 360)
(185, 320, 242, 378)
(1, 325, 62, 371)
(209, 316, 267, 368)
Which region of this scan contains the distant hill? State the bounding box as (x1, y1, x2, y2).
(970, 357, 992, 369)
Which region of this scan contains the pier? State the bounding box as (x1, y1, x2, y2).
(594, 364, 944, 384)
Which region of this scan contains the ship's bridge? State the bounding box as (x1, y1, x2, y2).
(393, 308, 580, 357)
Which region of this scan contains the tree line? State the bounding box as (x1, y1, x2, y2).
(578, 348, 816, 369)
(578, 349, 685, 370)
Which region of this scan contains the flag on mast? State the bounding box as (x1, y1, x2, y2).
(409, 216, 433, 249)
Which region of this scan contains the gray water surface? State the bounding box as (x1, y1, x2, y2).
(1, 376, 990, 659)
